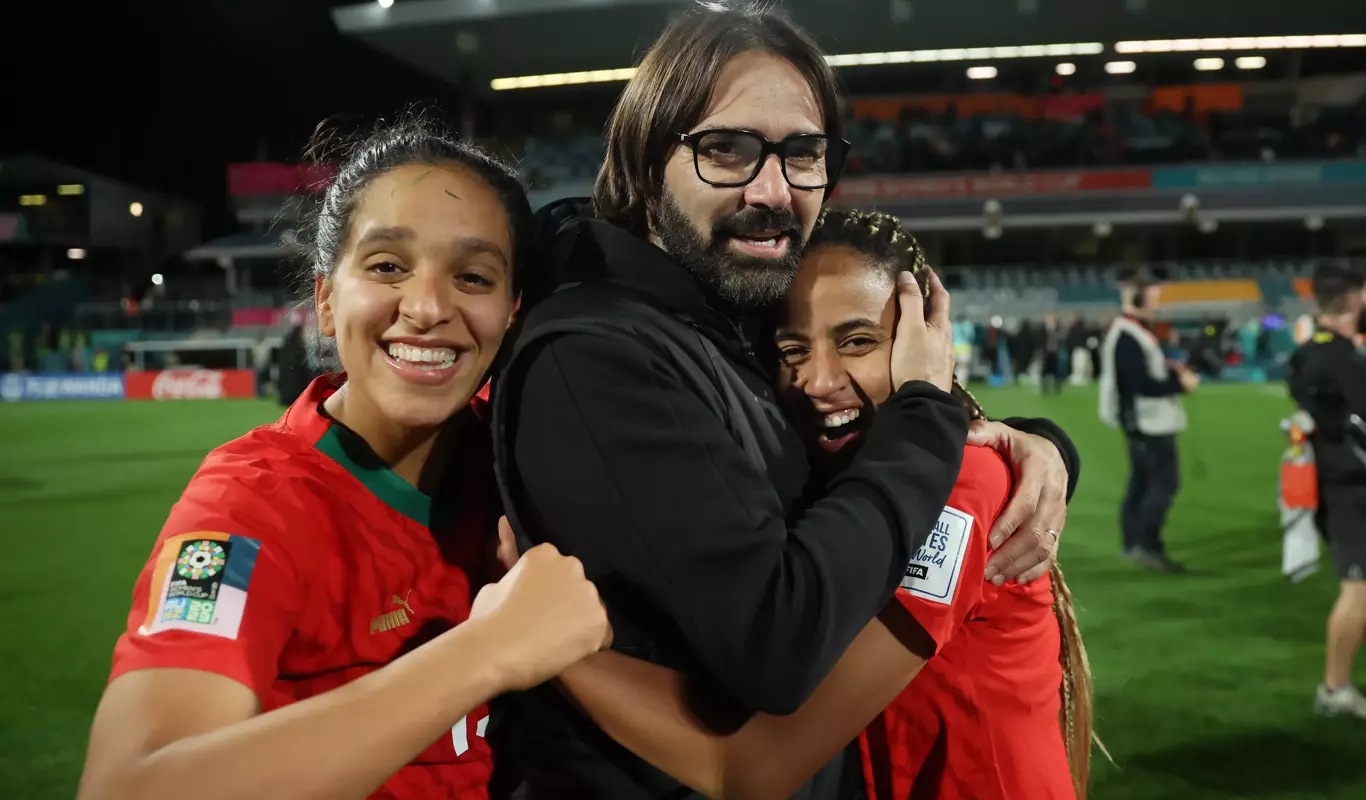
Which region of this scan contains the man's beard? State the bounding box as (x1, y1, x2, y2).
(653, 190, 806, 311)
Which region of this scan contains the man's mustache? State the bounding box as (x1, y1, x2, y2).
(712, 207, 803, 241)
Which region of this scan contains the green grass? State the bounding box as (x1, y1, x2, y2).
(1, 386, 1362, 799)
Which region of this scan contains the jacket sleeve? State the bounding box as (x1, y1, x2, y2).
(1330, 341, 1366, 420)
(998, 417, 1081, 502)
(1115, 333, 1183, 398)
(504, 332, 968, 715)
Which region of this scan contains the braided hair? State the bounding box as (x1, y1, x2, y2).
(808, 207, 1100, 799)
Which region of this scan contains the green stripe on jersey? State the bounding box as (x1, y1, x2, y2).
(315, 426, 431, 527)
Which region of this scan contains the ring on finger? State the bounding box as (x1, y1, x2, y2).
(1044, 528, 1060, 540)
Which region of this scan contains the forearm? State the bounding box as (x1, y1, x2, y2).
(560, 606, 930, 800)
(89, 621, 507, 800)
(717, 607, 930, 800)
(510, 337, 966, 715)
(726, 382, 966, 711)
(559, 652, 728, 798)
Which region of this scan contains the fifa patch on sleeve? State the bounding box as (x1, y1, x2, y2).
(900, 506, 973, 606)
(140, 533, 261, 640)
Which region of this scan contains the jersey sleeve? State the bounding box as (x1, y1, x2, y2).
(109, 454, 306, 701)
(892, 445, 1012, 652)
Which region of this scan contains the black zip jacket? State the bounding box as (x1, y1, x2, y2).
(1289, 329, 1366, 484)
(490, 200, 1080, 799)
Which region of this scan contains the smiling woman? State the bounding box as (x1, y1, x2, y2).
(76, 112, 614, 800)
(549, 208, 1096, 800)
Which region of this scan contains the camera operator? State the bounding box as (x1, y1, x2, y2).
(1099, 272, 1199, 573)
(1287, 263, 1366, 719)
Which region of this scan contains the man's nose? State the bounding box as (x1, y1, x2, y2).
(743, 155, 793, 210)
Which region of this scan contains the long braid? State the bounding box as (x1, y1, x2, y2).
(811, 207, 1099, 798)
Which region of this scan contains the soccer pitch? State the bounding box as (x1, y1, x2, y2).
(2, 384, 1364, 799)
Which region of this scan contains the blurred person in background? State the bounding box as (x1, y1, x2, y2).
(6, 329, 22, 371)
(1066, 314, 1091, 385)
(1099, 272, 1199, 573)
(78, 114, 612, 800)
(1041, 312, 1064, 395)
(984, 318, 1002, 381)
(276, 323, 309, 407)
(1013, 318, 1038, 384)
(1238, 317, 1261, 367)
(252, 331, 273, 399)
(492, 5, 1080, 797)
(554, 209, 1093, 800)
(952, 312, 975, 385)
(1287, 263, 1366, 719)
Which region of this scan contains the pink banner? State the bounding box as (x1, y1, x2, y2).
(1039, 93, 1106, 122)
(232, 307, 287, 327)
(228, 162, 336, 197)
(232, 307, 314, 328)
(834, 169, 1153, 201)
(0, 214, 21, 242)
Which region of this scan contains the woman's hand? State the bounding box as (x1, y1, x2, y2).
(967, 420, 1069, 585)
(889, 268, 954, 393)
(470, 518, 613, 692)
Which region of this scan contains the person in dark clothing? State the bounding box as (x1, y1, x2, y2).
(1041, 312, 1065, 394)
(1099, 274, 1199, 573)
(1287, 263, 1366, 719)
(1012, 319, 1035, 381)
(491, 7, 1082, 798)
(275, 324, 310, 407)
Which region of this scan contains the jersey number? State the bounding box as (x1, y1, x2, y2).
(451, 713, 489, 756)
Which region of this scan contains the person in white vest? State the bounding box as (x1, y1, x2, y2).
(1099, 271, 1200, 572)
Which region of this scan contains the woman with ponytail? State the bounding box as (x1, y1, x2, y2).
(542, 208, 1095, 800)
(79, 112, 612, 800)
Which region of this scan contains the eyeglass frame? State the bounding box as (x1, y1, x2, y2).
(673, 128, 852, 191)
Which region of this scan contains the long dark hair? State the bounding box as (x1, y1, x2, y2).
(809, 207, 1099, 799)
(593, 1, 844, 237)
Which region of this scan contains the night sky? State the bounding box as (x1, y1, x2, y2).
(3, 0, 456, 237)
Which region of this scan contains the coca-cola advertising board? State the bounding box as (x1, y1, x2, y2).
(125, 369, 256, 401)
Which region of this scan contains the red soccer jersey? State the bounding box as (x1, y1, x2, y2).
(858, 445, 1073, 800)
(109, 376, 498, 799)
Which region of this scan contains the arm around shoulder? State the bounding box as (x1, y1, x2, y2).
(505, 332, 967, 713)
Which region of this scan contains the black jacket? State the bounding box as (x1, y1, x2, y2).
(490, 200, 1080, 799)
(1289, 329, 1366, 484)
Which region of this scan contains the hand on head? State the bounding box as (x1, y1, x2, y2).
(468, 518, 613, 692)
(890, 268, 955, 393)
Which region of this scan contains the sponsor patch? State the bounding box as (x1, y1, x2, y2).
(901, 506, 973, 606)
(141, 533, 261, 640)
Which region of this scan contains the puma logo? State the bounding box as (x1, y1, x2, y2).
(370, 590, 416, 635)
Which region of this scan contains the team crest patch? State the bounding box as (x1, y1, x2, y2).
(901, 506, 973, 606)
(141, 533, 261, 640)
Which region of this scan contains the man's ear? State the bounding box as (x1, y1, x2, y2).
(316, 273, 336, 337)
(507, 293, 522, 329)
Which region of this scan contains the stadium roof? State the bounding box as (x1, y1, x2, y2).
(332, 0, 1363, 96)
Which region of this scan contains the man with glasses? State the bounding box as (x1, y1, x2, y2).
(491, 5, 1080, 797)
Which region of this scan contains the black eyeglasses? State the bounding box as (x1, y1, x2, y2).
(674, 129, 850, 191)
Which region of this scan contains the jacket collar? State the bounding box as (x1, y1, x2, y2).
(531, 199, 767, 362)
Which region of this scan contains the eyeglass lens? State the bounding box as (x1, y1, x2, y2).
(693, 131, 832, 189)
